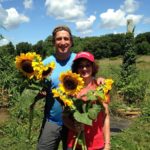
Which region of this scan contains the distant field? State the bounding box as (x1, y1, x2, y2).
(96, 55, 150, 81)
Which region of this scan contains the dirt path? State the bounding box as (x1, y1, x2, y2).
(0, 108, 9, 124)
(110, 115, 133, 135)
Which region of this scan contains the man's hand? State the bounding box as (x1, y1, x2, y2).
(96, 77, 105, 85)
(74, 121, 84, 133)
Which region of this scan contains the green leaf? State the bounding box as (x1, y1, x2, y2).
(20, 88, 39, 103)
(88, 104, 102, 120)
(86, 90, 97, 101)
(73, 111, 92, 126)
(95, 90, 105, 99)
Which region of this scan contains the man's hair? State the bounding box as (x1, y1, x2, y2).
(52, 25, 74, 46)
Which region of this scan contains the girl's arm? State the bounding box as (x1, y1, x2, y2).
(103, 102, 111, 150)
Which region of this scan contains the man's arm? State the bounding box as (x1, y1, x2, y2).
(30, 90, 46, 110)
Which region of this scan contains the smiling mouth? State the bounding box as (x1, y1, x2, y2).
(59, 46, 67, 51)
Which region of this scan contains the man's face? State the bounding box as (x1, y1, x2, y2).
(54, 30, 72, 54)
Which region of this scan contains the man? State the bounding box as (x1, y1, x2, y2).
(36, 26, 75, 150)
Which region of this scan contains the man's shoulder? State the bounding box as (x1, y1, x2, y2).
(70, 52, 76, 58)
(43, 55, 55, 64)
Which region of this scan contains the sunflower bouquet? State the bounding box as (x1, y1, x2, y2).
(15, 52, 55, 139)
(15, 52, 55, 82)
(52, 70, 114, 149)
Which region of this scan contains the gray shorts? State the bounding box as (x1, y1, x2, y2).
(37, 121, 68, 150)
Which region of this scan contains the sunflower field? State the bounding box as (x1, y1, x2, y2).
(0, 40, 150, 150)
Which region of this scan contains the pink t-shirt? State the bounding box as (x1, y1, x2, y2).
(67, 80, 106, 150)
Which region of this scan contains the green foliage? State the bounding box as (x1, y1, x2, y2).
(42, 35, 54, 57)
(117, 33, 145, 104)
(32, 40, 46, 57)
(16, 42, 32, 55)
(136, 41, 150, 55)
(117, 77, 147, 104)
(0, 91, 44, 150)
(140, 92, 150, 122)
(111, 119, 150, 150)
(135, 32, 150, 55)
(0, 46, 22, 106)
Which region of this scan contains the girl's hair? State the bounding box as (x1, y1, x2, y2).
(72, 58, 99, 77)
(52, 25, 74, 47)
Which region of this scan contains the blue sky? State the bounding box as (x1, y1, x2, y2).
(0, 0, 150, 46)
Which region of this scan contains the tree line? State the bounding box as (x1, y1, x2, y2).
(1, 32, 150, 60)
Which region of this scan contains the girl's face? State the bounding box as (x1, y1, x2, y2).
(77, 59, 93, 79)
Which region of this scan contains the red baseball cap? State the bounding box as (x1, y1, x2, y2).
(74, 51, 94, 62)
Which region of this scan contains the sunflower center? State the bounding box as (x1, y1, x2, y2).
(63, 76, 78, 90)
(42, 68, 52, 76)
(21, 60, 34, 73)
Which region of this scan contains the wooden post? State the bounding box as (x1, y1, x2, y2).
(127, 19, 135, 33)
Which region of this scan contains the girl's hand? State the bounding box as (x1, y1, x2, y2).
(104, 143, 111, 150)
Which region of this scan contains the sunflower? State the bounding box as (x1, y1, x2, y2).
(105, 79, 114, 87)
(59, 71, 84, 96)
(52, 88, 74, 108)
(52, 88, 61, 98)
(34, 62, 55, 80)
(15, 52, 42, 78)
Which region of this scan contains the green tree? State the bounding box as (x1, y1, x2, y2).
(32, 40, 47, 58)
(16, 42, 32, 55)
(5, 42, 15, 55)
(117, 33, 146, 104)
(136, 41, 150, 55)
(42, 35, 54, 58)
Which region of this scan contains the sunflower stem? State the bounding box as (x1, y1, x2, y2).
(82, 131, 87, 150)
(73, 131, 81, 150)
(28, 106, 34, 141)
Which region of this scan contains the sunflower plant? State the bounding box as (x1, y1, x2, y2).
(52, 71, 114, 149)
(15, 52, 55, 140)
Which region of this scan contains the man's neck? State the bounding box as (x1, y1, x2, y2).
(55, 52, 71, 61)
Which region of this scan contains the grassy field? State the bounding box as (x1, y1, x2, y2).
(0, 55, 150, 150)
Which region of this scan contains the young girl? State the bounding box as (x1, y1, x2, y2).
(65, 51, 110, 150)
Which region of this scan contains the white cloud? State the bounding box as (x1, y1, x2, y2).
(120, 0, 139, 13)
(99, 0, 142, 30)
(76, 15, 96, 34)
(126, 14, 143, 24)
(0, 38, 9, 46)
(23, 0, 33, 9)
(45, 0, 96, 35)
(0, 5, 29, 29)
(100, 9, 126, 29)
(45, 0, 85, 21)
